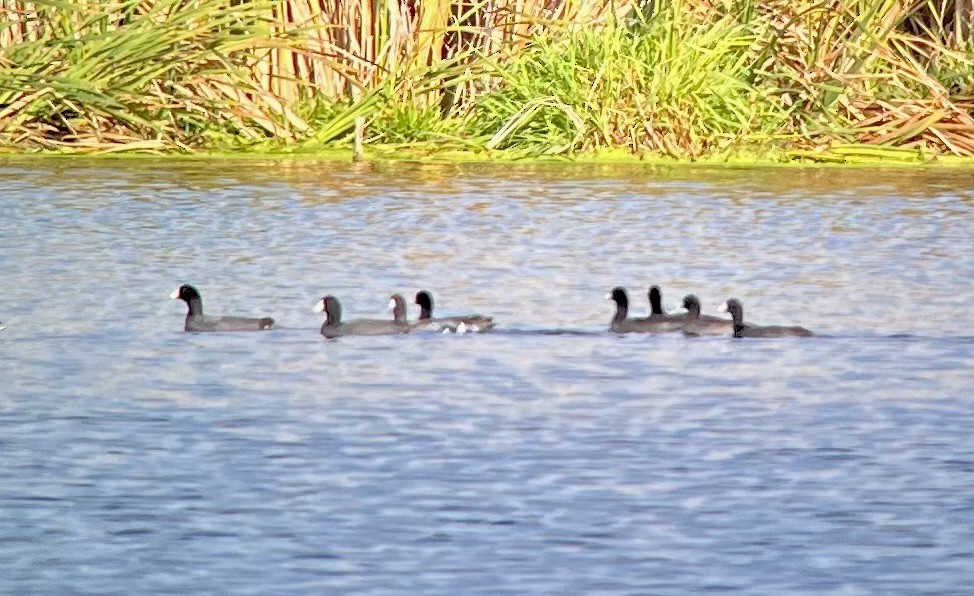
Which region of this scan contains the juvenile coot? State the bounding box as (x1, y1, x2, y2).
(607, 286, 680, 333)
(720, 298, 814, 338)
(679, 294, 733, 337)
(315, 295, 410, 338)
(170, 284, 274, 332)
(413, 290, 495, 333)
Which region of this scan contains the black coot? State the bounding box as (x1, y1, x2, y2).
(639, 285, 688, 331)
(315, 295, 410, 338)
(413, 290, 495, 333)
(679, 294, 733, 337)
(721, 298, 814, 338)
(608, 286, 679, 333)
(170, 284, 274, 332)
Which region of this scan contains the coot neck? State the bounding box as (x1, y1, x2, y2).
(327, 302, 341, 325)
(185, 296, 203, 317)
(650, 292, 664, 315)
(730, 306, 745, 337)
(613, 302, 628, 324)
(393, 305, 407, 324)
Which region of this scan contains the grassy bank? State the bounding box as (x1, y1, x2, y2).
(1, 1, 972, 162)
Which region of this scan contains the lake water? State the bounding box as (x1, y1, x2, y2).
(1, 158, 972, 594)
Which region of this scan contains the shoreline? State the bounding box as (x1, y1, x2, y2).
(3, 145, 974, 168)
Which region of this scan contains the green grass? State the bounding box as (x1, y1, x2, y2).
(0, 0, 310, 151)
(466, 7, 791, 157)
(1, 0, 972, 160)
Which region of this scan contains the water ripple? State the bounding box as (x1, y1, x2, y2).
(0, 159, 972, 594)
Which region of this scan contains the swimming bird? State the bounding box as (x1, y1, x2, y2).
(170, 284, 274, 332)
(413, 290, 495, 333)
(679, 294, 733, 337)
(607, 286, 680, 333)
(720, 298, 814, 338)
(389, 293, 410, 326)
(315, 295, 411, 338)
(637, 285, 688, 332)
(391, 292, 454, 333)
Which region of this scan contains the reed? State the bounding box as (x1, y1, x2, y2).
(0, 0, 971, 158)
(0, 0, 316, 150)
(468, 3, 791, 157)
(751, 0, 974, 155)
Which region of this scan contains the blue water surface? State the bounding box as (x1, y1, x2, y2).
(0, 159, 972, 594)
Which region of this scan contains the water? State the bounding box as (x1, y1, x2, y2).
(1, 158, 972, 594)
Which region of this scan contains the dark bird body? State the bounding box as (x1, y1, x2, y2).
(680, 295, 734, 337)
(635, 285, 687, 332)
(413, 290, 494, 333)
(608, 286, 680, 333)
(721, 298, 814, 338)
(171, 284, 274, 332)
(316, 295, 410, 338)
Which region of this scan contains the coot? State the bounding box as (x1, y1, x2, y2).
(170, 284, 274, 332)
(389, 293, 410, 326)
(720, 298, 814, 338)
(316, 295, 411, 338)
(413, 290, 495, 333)
(679, 294, 733, 337)
(608, 286, 680, 333)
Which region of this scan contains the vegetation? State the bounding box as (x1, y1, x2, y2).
(1, 0, 972, 161)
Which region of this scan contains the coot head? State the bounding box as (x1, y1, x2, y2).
(170, 284, 203, 316)
(170, 284, 201, 303)
(720, 298, 744, 325)
(415, 290, 434, 320)
(389, 294, 408, 323)
(314, 295, 342, 324)
(682, 294, 701, 318)
(606, 286, 629, 308)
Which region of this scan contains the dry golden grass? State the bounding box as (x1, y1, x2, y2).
(1, 1, 971, 156)
(261, 0, 633, 100)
